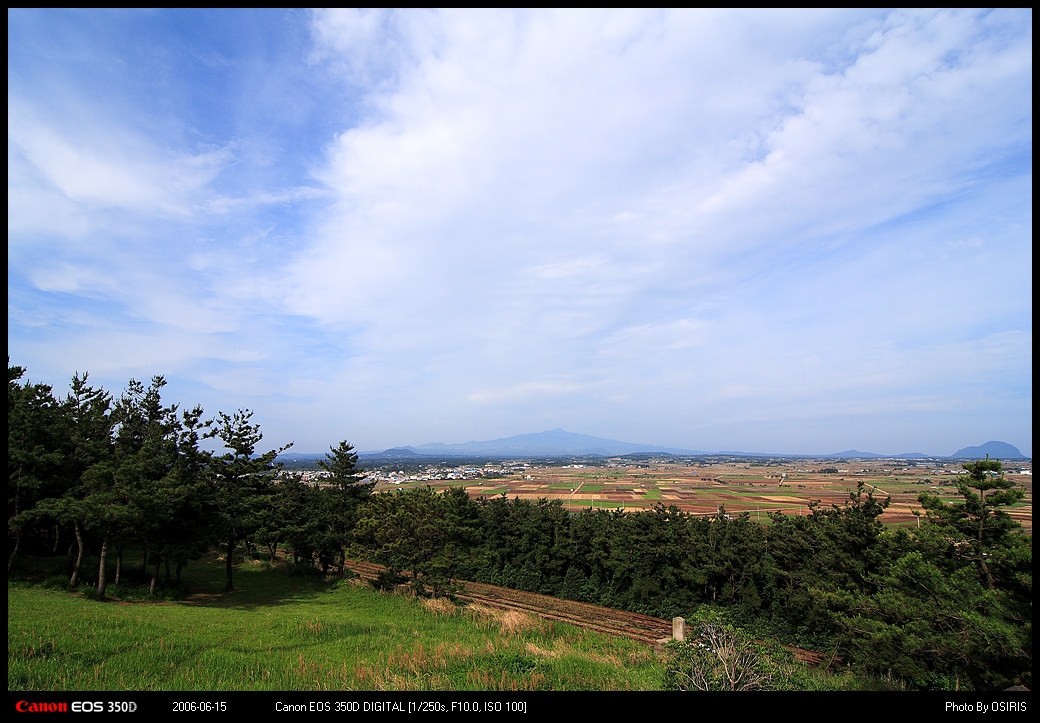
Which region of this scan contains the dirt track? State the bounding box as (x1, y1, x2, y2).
(343, 560, 826, 666)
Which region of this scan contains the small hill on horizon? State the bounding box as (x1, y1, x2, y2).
(949, 441, 1027, 460)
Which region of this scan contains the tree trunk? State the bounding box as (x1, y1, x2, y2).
(977, 512, 996, 591)
(978, 554, 996, 591)
(7, 530, 20, 574)
(150, 556, 161, 596)
(65, 539, 76, 578)
(225, 540, 236, 592)
(114, 545, 123, 585)
(70, 523, 84, 587)
(96, 536, 109, 598)
(9, 474, 21, 572)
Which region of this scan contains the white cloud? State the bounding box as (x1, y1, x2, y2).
(467, 381, 585, 404)
(8, 9, 1031, 455)
(8, 101, 233, 223)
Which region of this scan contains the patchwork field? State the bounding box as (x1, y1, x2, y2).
(379, 459, 1032, 531)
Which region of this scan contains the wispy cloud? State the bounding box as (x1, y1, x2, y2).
(7, 9, 1031, 456)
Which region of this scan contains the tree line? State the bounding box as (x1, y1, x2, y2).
(366, 475, 1029, 691)
(8, 364, 372, 595)
(7, 363, 1031, 690)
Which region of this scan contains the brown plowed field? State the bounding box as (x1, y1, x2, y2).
(396, 459, 1031, 533)
(343, 560, 827, 666)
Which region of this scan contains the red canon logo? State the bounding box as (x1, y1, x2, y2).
(15, 701, 68, 713)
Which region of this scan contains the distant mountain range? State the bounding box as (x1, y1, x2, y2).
(819, 441, 1028, 460)
(287, 430, 1030, 461)
(362, 429, 704, 459)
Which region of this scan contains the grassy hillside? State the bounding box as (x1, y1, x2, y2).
(8, 554, 664, 691)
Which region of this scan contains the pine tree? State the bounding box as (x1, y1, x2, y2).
(918, 456, 1025, 590)
(8, 364, 64, 571)
(205, 410, 290, 591)
(317, 440, 372, 575)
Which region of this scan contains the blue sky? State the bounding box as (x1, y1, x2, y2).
(8, 9, 1032, 456)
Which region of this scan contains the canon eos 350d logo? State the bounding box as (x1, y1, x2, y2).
(15, 700, 135, 713)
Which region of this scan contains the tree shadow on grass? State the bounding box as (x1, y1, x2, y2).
(10, 550, 342, 611)
(178, 553, 348, 610)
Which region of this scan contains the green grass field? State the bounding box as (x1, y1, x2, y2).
(8, 554, 664, 692)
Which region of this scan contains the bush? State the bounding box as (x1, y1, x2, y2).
(665, 611, 776, 691)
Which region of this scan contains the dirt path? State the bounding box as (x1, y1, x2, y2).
(345, 560, 669, 644)
(343, 560, 826, 665)
(568, 479, 585, 503)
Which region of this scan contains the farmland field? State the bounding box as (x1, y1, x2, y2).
(377, 458, 1032, 532)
